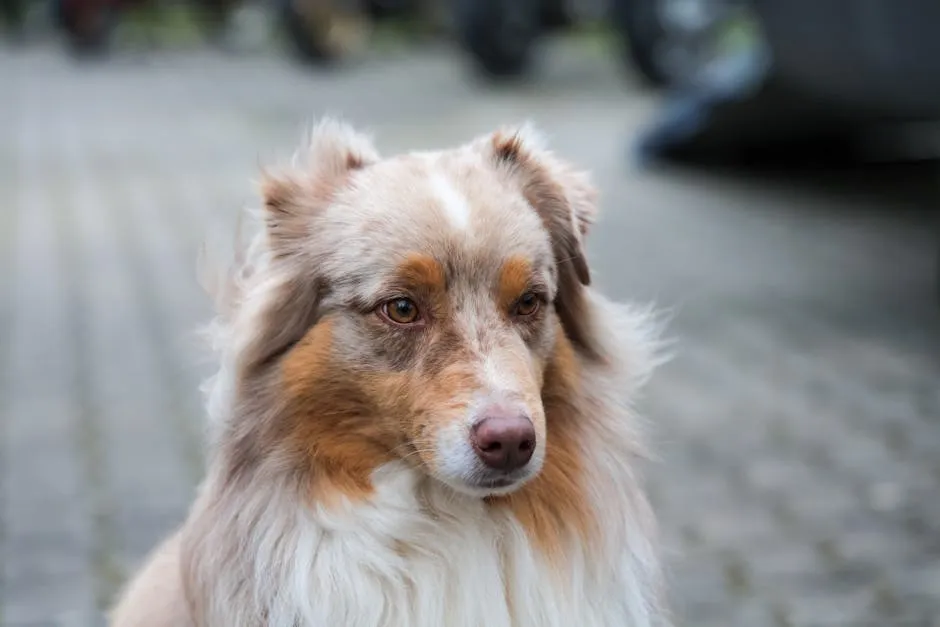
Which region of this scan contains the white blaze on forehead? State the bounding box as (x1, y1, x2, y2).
(430, 171, 473, 231)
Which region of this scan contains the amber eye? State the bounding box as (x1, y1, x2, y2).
(513, 292, 541, 317)
(381, 297, 421, 325)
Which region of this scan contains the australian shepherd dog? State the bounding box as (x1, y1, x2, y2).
(110, 119, 670, 627)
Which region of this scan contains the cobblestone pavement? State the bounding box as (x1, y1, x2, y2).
(2, 42, 940, 627)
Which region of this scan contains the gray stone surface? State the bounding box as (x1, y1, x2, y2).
(2, 41, 939, 626)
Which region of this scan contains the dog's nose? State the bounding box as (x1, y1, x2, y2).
(471, 414, 536, 472)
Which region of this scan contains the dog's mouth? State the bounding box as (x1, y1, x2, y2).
(477, 477, 514, 489)
(457, 467, 539, 497)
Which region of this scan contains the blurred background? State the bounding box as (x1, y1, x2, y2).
(2, 0, 940, 625)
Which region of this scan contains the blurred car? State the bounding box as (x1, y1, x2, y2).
(454, 0, 604, 78)
(632, 0, 940, 160)
(748, 0, 940, 146)
(451, 0, 738, 83)
(610, 0, 741, 87)
(626, 0, 940, 299)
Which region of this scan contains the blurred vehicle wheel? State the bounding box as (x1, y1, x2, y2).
(362, 0, 410, 21)
(611, 0, 731, 87)
(196, 0, 239, 44)
(454, 0, 541, 79)
(611, 0, 668, 85)
(57, 0, 116, 56)
(280, 0, 370, 64)
(539, 0, 572, 30)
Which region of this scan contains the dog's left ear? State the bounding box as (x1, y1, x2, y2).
(261, 119, 381, 256)
(236, 120, 380, 374)
(480, 125, 603, 361)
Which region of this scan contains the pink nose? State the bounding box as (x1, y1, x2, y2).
(471, 413, 536, 472)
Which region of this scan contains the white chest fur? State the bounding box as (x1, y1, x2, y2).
(233, 463, 658, 627)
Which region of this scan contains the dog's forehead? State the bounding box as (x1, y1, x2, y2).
(323, 149, 553, 283)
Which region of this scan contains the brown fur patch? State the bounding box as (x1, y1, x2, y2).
(492, 130, 527, 166)
(488, 329, 596, 565)
(280, 318, 396, 504)
(277, 313, 483, 507)
(497, 256, 533, 312)
(346, 152, 366, 171)
(400, 366, 481, 474)
(396, 253, 446, 295)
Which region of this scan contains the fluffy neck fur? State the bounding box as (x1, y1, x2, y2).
(182, 278, 668, 627)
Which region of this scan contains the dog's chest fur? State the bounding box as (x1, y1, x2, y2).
(232, 461, 656, 627)
(192, 298, 665, 627)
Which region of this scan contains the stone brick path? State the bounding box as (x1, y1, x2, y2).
(2, 43, 939, 626)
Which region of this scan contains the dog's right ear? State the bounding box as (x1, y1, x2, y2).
(234, 120, 379, 375)
(261, 118, 380, 256)
(477, 125, 603, 362)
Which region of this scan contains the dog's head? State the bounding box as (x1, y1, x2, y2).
(221, 120, 602, 499)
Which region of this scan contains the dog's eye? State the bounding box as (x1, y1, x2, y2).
(381, 298, 421, 325)
(513, 292, 540, 317)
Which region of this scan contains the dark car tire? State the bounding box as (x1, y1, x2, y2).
(610, 0, 670, 87)
(454, 0, 542, 79)
(58, 0, 116, 57)
(540, 0, 572, 30)
(362, 0, 410, 21)
(279, 0, 334, 63)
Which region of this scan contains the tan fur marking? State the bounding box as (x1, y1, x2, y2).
(489, 329, 596, 565)
(396, 253, 446, 294)
(279, 314, 483, 506)
(407, 367, 480, 468)
(497, 256, 533, 312)
(281, 319, 394, 504)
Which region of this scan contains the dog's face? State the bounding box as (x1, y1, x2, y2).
(230, 121, 599, 499)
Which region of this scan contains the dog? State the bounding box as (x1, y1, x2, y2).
(109, 119, 669, 627)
